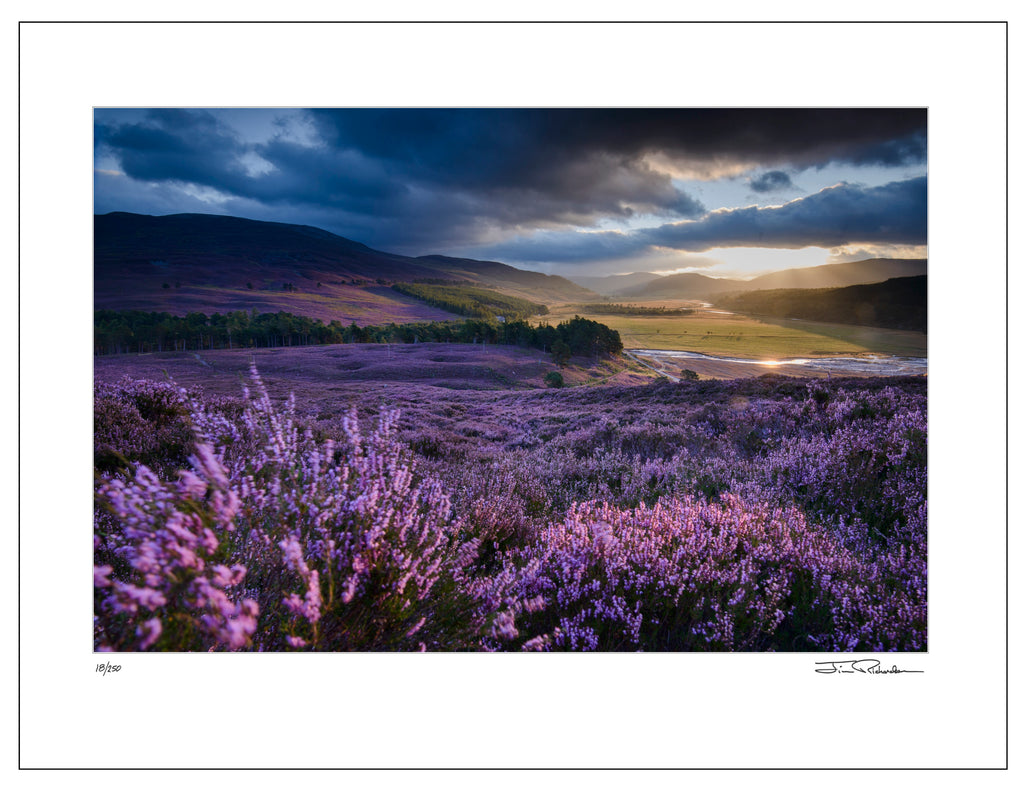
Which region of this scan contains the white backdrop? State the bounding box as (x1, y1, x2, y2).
(16, 13, 1011, 773)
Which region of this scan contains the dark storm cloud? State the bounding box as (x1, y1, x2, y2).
(301, 109, 925, 216)
(289, 109, 714, 228)
(95, 108, 709, 249)
(95, 109, 251, 193)
(842, 131, 927, 167)
(749, 170, 795, 193)
(95, 110, 406, 213)
(479, 177, 927, 264)
(95, 108, 926, 254)
(306, 109, 925, 172)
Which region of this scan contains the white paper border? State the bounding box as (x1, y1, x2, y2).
(16, 15, 1010, 772)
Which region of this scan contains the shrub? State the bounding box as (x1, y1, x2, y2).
(544, 371, 565, 388)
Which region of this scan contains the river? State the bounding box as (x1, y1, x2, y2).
(627, 349, 927, 380)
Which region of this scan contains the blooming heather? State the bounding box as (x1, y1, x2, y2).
(95, 366, 927, 651)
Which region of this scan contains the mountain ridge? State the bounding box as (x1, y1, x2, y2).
(94, 212, 598, 320)
(615, 258, 927, 299)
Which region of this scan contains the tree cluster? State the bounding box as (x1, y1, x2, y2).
(94, 310, 623, 361)
(94, 309, 345, 355)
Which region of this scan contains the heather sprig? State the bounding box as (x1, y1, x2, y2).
(94, 446, 257, 651)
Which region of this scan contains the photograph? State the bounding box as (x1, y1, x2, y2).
(91, 107, 929, 654)
(15, 15, 1010, 772)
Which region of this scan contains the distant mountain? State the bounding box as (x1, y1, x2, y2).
(619, 272, 747, 299)
(94, 212, 596, 320)
(744, 258, 927, 290)
(569, 272, 664, 296)
(716, 275, 927, 332)
(620, 258, 927, 300)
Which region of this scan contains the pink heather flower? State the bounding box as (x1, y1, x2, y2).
(279, 535, 309, 576)
(190, 443, 229, 490)
(341, 577, 358, 604)
(114, 582, 168, 612)
(491, 611, 519, 641)
(208, 564, 246, 589)
(521, 634, 552, 651)
(224, 618, 255, 649)
(200, 528, 219, 553)
(591, 520, 614, 551)
(406, 617, 427, 638)
(94, 565, 113, 588)
(210, 489, 240, 529)
(304, 570, 322, 624)
(286, 635, 308, 648)
(283, 593, 304, 615)
(136, 617, 162, 650)
(177, 470, 208, 499)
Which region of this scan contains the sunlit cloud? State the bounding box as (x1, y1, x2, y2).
(828, 244, 928, 263)
(477, 178, 926, 273)
(642, 152, 757, 182)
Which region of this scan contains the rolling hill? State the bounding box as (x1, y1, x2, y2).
(94, 212, 597, 323)
(715, 275, 927, 332)
(744, 258, 927, 291)
(616, 272, 747, 299)
(415, 254, 596, 303)
(569, 271, 664, 296)
(617, 258, 927, 300)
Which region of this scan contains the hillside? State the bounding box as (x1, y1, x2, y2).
(415, 254, 598, 303)
(94, 212, 596, 321)
(744, 258, 927, 290)
(95, 211, 440, 283)
(569, 271, 664, 295)
(715, 275, 927, 332)
(619, 272, 747, 299)
(619, 258, 927, 300)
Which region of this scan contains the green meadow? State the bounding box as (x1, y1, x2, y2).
(546, 304, 927, 358)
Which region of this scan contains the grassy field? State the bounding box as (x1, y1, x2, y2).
(546, 301, 927, 358)
(93, 343, 657, 409)
(93, 283, 462, 326)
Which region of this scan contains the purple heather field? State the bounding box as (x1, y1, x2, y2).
(93, 344, 926, 652)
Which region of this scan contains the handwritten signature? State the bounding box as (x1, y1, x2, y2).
(815, 659, 923, 675)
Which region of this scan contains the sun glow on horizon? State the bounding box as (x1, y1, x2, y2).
(650, 246, 831, 279)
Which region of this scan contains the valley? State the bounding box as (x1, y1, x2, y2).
(94, 212, 928, 377)
(545, 298, 926, 361)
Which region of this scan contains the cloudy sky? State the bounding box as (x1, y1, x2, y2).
(94, 108, 927, 279)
